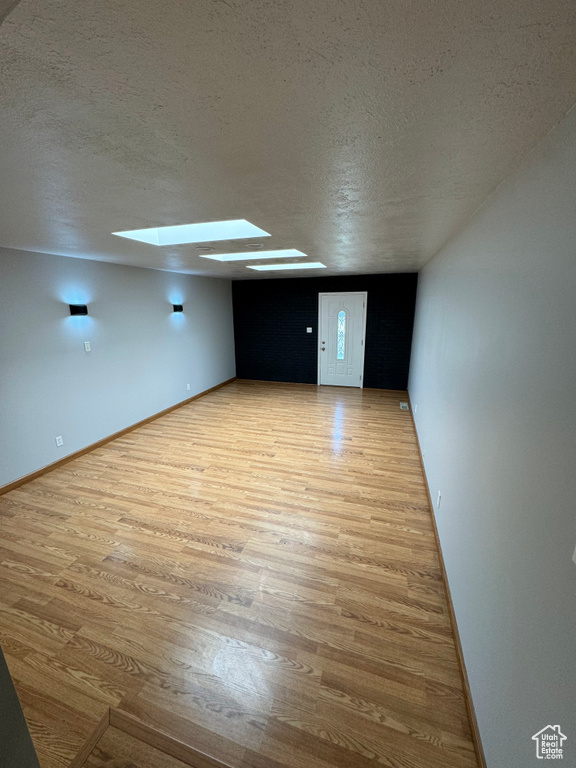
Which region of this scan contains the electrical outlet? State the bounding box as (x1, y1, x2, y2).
(55, 435, 64, 447)
(414, 404, 418, 415)
(186, 383, 191, 391)
(437, 491, 442, 510)
(399, 402, 409, 411)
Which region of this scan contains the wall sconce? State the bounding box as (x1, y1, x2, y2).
(172, 304, 183, 312)
(69, 304, 88, 315)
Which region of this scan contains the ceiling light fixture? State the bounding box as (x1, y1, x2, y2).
(200, 248, 308, 262)
(112, 219, 270, 246)
(247, 262, 327, 271)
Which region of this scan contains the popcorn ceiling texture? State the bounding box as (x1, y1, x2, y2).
(0, 0, 575, 278)
(0, 1, 20, 25)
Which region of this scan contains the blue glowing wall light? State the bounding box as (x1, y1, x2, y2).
(69, 304, 88, 315)
(167, 290, 186, 326)
(57, 286, 96, 336)
(56, 285, 188, 334)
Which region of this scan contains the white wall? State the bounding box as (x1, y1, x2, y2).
(0, 248, 235, 487)
(409, 107, 576, 767)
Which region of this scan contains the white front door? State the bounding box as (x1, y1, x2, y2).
(318, 292, 367, 387)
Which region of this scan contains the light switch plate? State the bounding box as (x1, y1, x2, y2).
(84, 341, 91, 352)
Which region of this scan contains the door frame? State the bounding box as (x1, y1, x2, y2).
(317, 291, 368, 388)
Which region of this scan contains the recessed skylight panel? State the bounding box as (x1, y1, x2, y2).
(200, 249, 307, 262)
(247, 262, 327, 271)
(112, 219, 270, 246)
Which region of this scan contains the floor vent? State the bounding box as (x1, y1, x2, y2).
(399, 402, 409, 411)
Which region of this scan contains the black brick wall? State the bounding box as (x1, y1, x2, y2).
(232, 274, 418, 390)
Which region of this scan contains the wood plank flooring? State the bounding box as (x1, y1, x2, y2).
(0, 380, 478, 768)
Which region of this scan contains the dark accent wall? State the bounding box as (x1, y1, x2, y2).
(232, 274, 418, 390)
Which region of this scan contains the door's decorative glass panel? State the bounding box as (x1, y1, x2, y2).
(337, 310, 346, 360)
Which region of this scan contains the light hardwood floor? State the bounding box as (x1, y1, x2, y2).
(0, 380, 478, 768)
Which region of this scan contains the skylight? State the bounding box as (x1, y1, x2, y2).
(200, 248, 307, 262)
(112, 219, 270, 246)
(247, 262, 327, 271)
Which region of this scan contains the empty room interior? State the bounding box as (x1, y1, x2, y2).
(1, 2, 575, 768)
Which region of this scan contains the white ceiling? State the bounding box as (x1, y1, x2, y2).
(1, 0, 575, 279)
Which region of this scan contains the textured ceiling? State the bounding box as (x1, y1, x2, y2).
(0, 1, 19, 25)
(0, 0, 575, 279)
